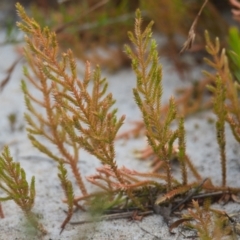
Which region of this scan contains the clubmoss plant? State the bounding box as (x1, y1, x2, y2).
(204, 30, 240, 186)
(17, 2, 88, 199)
(124, 12, 177, 192)
(125, 9, 201, 196)
(16, 2, 150, 228)
(0, 146, 46, 234)
(180, 200, 235, 240)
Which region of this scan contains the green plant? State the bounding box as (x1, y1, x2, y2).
(0, 146, 46, 234)
(124, 10, 202, 193)
(204, 30, 240, 188)
(228, 26, 240, 82)
(180, 200, 235, 240)
(58, 162, 74, 233)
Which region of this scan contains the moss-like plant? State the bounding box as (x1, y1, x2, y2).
(180, 200, 235, 240)
(125, 12, 178, 191)
(125, 10, 202, 203)
(211, 75, 227, 186)
(0, 146, 46, 234)
(204, 30, 240, 186)
(227, 27, 240, 83)
(16, 3, 150, 228)
(17, 2, 88, 199)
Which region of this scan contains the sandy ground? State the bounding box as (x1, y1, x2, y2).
(0, 31, 240, 240)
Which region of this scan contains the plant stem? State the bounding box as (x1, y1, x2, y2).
(70, 161, 87, 196)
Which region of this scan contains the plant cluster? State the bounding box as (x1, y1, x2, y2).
(0, 2, 240, 239)
(26, 0, 228, 73)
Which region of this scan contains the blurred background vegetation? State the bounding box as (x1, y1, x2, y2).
(0, 0, 238, 76)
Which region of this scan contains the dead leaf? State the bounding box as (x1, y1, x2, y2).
(231, 194, 240, 203)
(169, 218, 192, 233)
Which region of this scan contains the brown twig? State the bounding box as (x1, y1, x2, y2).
(0, 203, 4, 218)
(180, 0, 209, 53)
(70, 210, 153, 225)
(0, 56, 23, 92)
(171, 178, 208, 213)
(192, 191, 228, 199)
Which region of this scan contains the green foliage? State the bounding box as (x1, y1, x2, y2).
(0, 146, 35, 211)
(228, 27, 240, 82)
(0, 146, 46, 234)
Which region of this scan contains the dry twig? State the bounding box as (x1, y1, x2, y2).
(180, 0, 209, 53)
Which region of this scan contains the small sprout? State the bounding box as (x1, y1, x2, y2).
(7, 113, 17, 132)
